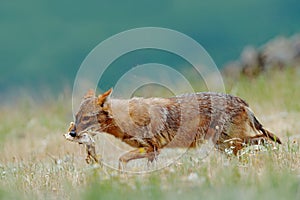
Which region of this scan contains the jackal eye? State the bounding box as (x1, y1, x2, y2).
(82, 116, 90, 121)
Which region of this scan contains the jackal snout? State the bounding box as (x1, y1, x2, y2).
(64, 122, 83, 143)
(64, 122, 95, 145)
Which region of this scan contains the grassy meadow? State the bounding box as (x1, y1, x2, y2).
(1, 68, 300, 199)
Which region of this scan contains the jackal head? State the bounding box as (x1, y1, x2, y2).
(64, 88, 112, 145)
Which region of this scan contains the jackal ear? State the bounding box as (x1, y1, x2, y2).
(84, 89, 95, 99)
(97, 88, 113, 107)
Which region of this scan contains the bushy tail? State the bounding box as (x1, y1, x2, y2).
(246, 107, 282, 144)
(252, 115, 282, 144)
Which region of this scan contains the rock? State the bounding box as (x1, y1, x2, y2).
(262, 36, 295, 70)
(223, 33, 300, 78)
(240, 46, 264, 77)
(222, 61, 242, 79)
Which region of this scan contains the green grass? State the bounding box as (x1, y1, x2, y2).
(227, 68, 300, 112)
(1, 68, 300, 200)
(81, 155, 300, 200)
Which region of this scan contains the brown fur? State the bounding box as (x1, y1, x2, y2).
(64, 89, 281, 167)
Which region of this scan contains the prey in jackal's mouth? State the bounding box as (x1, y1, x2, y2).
(64, 121, 100, 164)
(64, 88, 281, 168)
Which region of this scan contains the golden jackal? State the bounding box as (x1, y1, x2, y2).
(64, 89, 281, 166)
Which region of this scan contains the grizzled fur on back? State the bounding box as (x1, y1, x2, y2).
(65, 89, 281, 165)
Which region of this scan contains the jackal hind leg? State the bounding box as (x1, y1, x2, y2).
(224, 135, 274, 156)
(243, 135, 271, 146)
(118, 147, 160, 170)
(221, 138, 245, 155)
(235, 134, 276, 157)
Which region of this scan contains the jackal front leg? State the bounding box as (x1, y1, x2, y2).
(118, 147, 160, 170)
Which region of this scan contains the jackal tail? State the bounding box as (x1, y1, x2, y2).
(246, 107, 282, 144)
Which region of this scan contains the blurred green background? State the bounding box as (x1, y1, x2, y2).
(1, 0, 299, 94)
